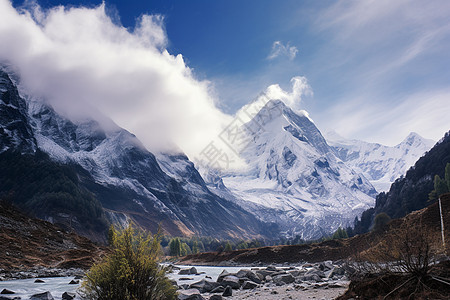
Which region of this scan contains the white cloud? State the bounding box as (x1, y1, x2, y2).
(0, 0, 233, 158)
(267, 41, 298, 60)
(320, 89, 450, 146)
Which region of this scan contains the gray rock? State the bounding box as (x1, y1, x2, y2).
(68, 279, 79, 284)
(220, 275, 240, 289)
(210, 286, 225, 293)
(179, 284, 190, 290)
(189, 279, 220, 293)
(177, 289, 205, 300)
(179, 267, 198, 275)
(256, 269, 275, 278)
(217, 270, 231, 282)
(236, 269, 261, 283)
(0, 296, 20, 300)
(301, 274, 323, 282)
(0, 289, 14, 295)
(34, 279, 45, 283)
(273, 273, 295, 285)
(209, 295, 223, 300)
(30, 291, 54, 300)
(222, 286, 232, 297)
(74, 275, 83, 280)
(241, 280, 258, 289)
(305, 268, 326, 278)
(180, 277, 194, 281)
(266, 265, 278, 271)
(62, 292, 76, 300)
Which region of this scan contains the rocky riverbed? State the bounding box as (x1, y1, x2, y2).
(174, 260, 350, 300)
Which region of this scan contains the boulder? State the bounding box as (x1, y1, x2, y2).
(220, 275, 240, 289)
(30, 291, 54, 300)
(273, 273, 295, 285)
(217, 270, 231, 282)
(305, 268, 326, 278)
(209, 295, 223, 300)
(222, 286, 232, 297)
(301, 274, 323, 282)
(179, 267, 198, 275)
(0, 297, 20, 300)
(210, 286, 225, 293)
(68, 279, 79, 284)
(236, 269, 261, 284)
(256, 269, 275, 279)
(178, 289, 205, 300)
(266, 265, 278, 271)
(288, 269, 303, 277)
(320, 261, 334, 271)
(0, 289, 14, 295)
(179, 284, 190, 290)
(74, 275, 83, 280)
(180, 277, 194, 281)
(62, 292, 76, 300)
(189, 279, 220, 293)
(34, 279, 45, 283)
(241, 280, 258, 289)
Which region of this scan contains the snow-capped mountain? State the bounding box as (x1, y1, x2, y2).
(0, 67, 274, 241)
(206, 100, 377, 240)
(326, 131, 435, 192)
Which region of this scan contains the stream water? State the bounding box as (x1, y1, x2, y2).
(0, 265, 245, 299)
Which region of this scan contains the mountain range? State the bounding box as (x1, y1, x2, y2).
(0, 66, 435, 241)
(326, 130, 435, 192)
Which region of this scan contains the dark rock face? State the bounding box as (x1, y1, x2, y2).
(0, 70, 36, 154)
(0, 289, 14, 294)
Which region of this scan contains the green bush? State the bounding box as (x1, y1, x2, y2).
(80, 224, 177, 300)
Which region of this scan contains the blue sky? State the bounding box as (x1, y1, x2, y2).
(5, 0, 450, 149)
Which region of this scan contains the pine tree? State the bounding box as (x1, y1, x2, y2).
(434, 175, 448, 197)
(224, 242, 233, 252)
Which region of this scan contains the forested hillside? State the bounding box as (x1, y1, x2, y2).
(354, 131, 450, 234)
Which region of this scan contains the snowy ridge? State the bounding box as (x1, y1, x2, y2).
(207, 100, 377, 239)
(326, 131, 435, 192)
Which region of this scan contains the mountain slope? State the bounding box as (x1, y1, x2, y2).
(0, 67, 276, 241)
(0, 200, 105, 276)
(354, 131, 450, 234)
(208, 100, 376, 239)
(326, 131, 435, 192)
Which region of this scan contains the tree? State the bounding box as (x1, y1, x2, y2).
(169, 238, 181, 257)
(372, 213, 391, 232)
(435, 175, 449, 196)
(80, 224, 176, 300)
(107, 224, 115, 246)
(224, 242, 233, 252)
(332, 227, 348, 239)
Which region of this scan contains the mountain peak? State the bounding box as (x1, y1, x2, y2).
(399, 132, 435, 148)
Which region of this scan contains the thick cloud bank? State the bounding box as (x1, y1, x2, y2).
(0, 0, 234, 157)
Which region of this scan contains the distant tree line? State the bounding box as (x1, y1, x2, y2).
(161, 236, 267, 256)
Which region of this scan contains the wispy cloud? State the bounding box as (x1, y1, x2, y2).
(0, 0, 233, 158)
(309, 0, 450, 143)
(267, 41, 298, 60)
